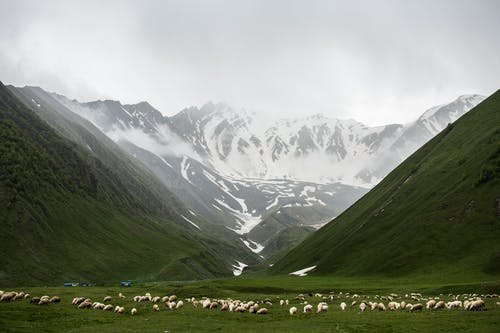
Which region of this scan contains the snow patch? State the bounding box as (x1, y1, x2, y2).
(232, 260, 248, 276)
(181, 215, 201, 230)
(289, 265, 317, 277)
(180, 156, 193, 184)
(240, 238, 265, 254)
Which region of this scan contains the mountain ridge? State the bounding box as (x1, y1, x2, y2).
(270, 90, 500, 277)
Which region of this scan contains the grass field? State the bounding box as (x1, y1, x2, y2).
(1, 276, 499, 332)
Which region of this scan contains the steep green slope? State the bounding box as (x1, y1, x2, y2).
(0, 82, 233, 286)
(7, 85, 260, 270)
(7, 86, 184, 219)
(271, 90, 500, 278)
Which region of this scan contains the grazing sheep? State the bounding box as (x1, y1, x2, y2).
(289, 306, 297, 315)
(103, 304, 114, 311)
(176, 300, 184, 309)
(256, 308, 268, 314)
(168, 295, 177, 302)
(114, 305, 121, 312)
(426, 300, 436, 310)
(24, 294, 30, 299)
(316, 302, 328, 313)
(303, 304, 313, 313)
(351, 301, 357, 306)
(117, 306, 125, 314)
(434, 301, 445, 310)
(210, 301, 218, 309)
(94, 303, 105, 310)
(400, 301, 406, 310)
(496, 302, 500, 307)
(133, 296, 141, 302)
(103, 296, 112, 303)
(49, 296, 61, 303)
(279, 299, 284, 306)
(467, 300, 485, 311)
(340, 302, 347, 311)
(370, 302, 378, 311)
(1, 292, 14, 302)
(359, 302, 367, 312)
(38, 298, 50, 305)
(14, 292, 25, 301)
(152, 296, 161, 303)
(220, 303, 229, 311)
(377, 303, 386, 311)
(153, 304, 160, 312)
(118, 293, 125, 299)
(31, 297, 41, 304)
(388, 302, 399, 311)
(411, 303, 423, 312)
(131, 308, 137, 316)
(78, 301, 92, 309)
(447, 301, 462, 309)
(249, 305, 256, 313)
(285, 299, 289, 305)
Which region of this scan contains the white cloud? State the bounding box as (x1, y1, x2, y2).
(1, 0, 499, 125)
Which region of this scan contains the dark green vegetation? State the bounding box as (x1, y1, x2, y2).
(271, 90, 500, 278)
(0, 277, 499, 332)
(0, 82, 254, 286)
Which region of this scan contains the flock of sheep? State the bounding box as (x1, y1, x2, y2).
(1, 289, 498, 318)
(285, 291, 495, 315)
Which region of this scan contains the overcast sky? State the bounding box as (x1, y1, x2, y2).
(1, 0, 499, 125)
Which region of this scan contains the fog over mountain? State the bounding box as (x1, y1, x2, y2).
(1, 0, 499, 125)
(23, 89, 476, 253)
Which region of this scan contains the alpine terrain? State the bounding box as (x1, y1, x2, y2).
(270, 90, 500, 278)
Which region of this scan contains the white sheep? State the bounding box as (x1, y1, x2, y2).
(153, 304, 160, 312)
(257, 308, 268, 314)
(103, 296, 112, 303)
(359, 302, 367, 312)
(377, 303, 386, 311)
(118, 293, 125, 299)
(303, 304, 313, 313)
(103, 304, 114, 311)
(446, 300, 462, 309)
(176, 300, 184, 309)
(340, 302, 347, 311)
(410, 303, 423, 312)
(117, 306, 125, 314)
(131, 308, 137, 316)
(316, 302, 328, 313)
(467, 299, 485, 311)
(426, 300, 436, 310)
(434, 301, 445, 310)
(289, 306, 297, 315)
(388, 302, 399, 311)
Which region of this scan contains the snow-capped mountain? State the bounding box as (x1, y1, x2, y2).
(53, 93, 484, 257)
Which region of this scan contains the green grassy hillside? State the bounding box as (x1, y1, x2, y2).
(0, 82, 236, 286)
(271, 90, 500, 278)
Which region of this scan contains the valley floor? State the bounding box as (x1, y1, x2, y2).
(1, 276, 499, 333)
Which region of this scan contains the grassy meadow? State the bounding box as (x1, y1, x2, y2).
(1, 275, 499, 332)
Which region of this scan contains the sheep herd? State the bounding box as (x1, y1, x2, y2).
(282, 291, 494, 315)
(0, 289, 497, 320)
